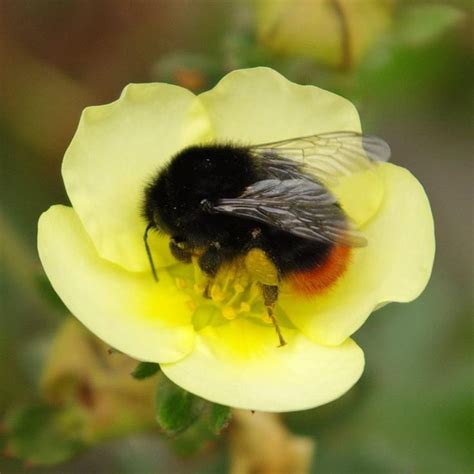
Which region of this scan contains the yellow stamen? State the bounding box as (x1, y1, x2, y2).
(193, 283, 205, 294)
(211, 284, 225, 302)
(222, 306, 237, 320)
(172, 249, 287, 346)
(246, 282, 261, 307)
(221, 264, 237, 292)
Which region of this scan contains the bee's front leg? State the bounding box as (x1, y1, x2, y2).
(198, 242, 224, 299)
(198, 242, 223, 276)
(169, 236, 193, 264)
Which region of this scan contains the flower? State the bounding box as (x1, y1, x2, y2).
(256, 0, 393, 69)
(38, 67, 434, 412)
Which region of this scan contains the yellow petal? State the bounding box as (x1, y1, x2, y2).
(161, 318, 364, 412)
(38, 205, 195, 363)
(333, 166, 385, 228)
(280, 163, 435, 345)
(62, 83, 212, 272)
(198, 67, 361, 144)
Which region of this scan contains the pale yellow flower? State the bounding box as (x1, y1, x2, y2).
(256, 0, 393, 69)
(38, 68, 434, 412)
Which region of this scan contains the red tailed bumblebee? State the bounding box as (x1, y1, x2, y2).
(143, 132, 390, 345)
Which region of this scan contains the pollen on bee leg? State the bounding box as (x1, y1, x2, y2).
(245, 248, 279, 286)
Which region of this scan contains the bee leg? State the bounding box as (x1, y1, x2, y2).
(169, 236, 193, 264)
(199, 242, 224, 299)
(261, 284, 287, 347)
(203, 280, 213, 299)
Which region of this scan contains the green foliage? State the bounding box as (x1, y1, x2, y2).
(155, 375, 232, 455)
(156, 375, 206, 435)
(206, 403, 232, 435)
(395, 4, 465, 46)
(170, 416, 217, 457)
(131, 361, 161, 380)
(170, 403, 231, 456)
(3, 404, 85, 466)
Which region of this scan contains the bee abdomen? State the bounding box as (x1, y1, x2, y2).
(285, 245, 351, 296)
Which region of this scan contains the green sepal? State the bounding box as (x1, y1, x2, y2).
(167, 403, 232, 456)
(155, 375, 205, 435)
(206, 403, 232, 435)
(131, 361, 161, 380)
(155, 375, 232, 441)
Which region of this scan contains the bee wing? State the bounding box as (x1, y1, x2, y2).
(250, 131, 391, 184)
(213, 178, 366, 247)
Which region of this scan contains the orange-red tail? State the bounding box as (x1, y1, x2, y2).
(287, 245, 351, 297)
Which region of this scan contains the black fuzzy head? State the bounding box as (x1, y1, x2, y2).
(143, 143, 262, 245)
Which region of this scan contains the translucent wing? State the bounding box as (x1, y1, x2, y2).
(213, 178, 367, 247)
(250, 131, 391, 184)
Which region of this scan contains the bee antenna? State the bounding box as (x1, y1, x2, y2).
(144, 223, 159, 282)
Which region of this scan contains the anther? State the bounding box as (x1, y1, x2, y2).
(211, 284, 225, 302)
(175, 278, 187, 289)
(222, 306, 237, 320)
(194, 283, 206, 295)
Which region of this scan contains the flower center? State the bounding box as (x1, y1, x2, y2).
(168, 250, 281, 330)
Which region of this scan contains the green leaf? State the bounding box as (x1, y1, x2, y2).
(155, 376, 205, 435)
(131, 361, 160, 380)
(170, 416, 215, 457)
(396, 5, 465, 46)
(3, 404, 85, 465)
(170, 404, 232, 456)
(155, 375, 232, 439)
(206, 403, 232, 435)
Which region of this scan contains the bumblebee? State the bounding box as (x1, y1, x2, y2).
(143, 132, 390, 345)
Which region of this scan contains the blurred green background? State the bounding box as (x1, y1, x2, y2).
(1, 1, 473, 473)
